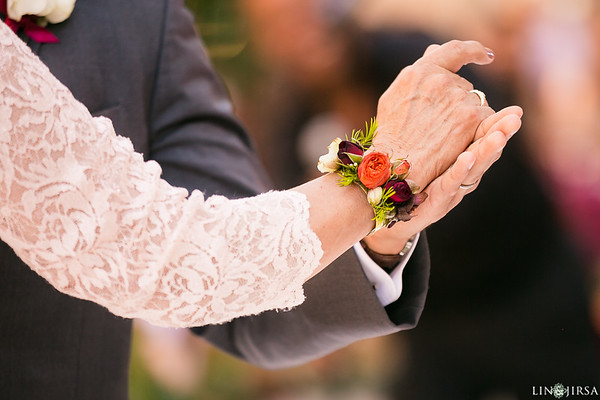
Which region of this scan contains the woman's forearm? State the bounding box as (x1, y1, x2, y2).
(293, 173, 375, 276)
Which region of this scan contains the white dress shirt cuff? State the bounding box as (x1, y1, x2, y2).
(353, 232, 420, 306)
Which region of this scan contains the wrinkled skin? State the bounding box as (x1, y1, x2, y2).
(373, 40, 497, 189)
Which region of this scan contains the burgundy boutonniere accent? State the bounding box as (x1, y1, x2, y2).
(1, 0, 59, 43)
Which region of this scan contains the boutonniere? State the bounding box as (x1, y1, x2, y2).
(0, 0, 76, 43)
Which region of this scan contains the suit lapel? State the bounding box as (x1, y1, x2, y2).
(16, 30, 42, 54)
(27, 35, 42, 54)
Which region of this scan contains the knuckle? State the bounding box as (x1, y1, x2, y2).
(464, 39, 483, 48)
(458, 76, 474, 90)
(467, 106, 480, 121)
(445, 40, 464, 53)
(461, 105, 480, 123)
(397, 64, 429, 88)
(399, 64, 418, 79)
(425, 44, 439, 53)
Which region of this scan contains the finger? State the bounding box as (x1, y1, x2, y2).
(419, 40, 495, 73)
(433, 151, 475, 198)
(475, 106, 523, 141)
(480, 113, 521, 142)
(402, 151, 476, 231)
(425, 151, 476, 215)
(445, 151, 476, 192)
(480, 105, 523, 134)
(423, 44, 440, 57)
(462, 130, 507, 186)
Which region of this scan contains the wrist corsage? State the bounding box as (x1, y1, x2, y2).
(317, 119, 427, 234)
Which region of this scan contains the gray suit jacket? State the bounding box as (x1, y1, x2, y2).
(0, 1, 430, 398)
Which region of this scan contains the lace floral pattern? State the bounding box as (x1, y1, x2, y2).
(0, 21, 323, 327)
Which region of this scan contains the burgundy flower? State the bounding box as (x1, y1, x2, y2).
(384, 179, 413, 203)
(337, 140, 363, 165)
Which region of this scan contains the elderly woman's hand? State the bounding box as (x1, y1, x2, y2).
(373, 40, 496, 190)
(363, 105, 523, 254)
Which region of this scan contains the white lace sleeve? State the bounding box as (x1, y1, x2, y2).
(0, 22, 323, 328)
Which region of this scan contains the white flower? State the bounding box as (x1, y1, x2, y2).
(367, 187, 383, 206)
(317, 138, 342, 173)
(317, 153, 338, 173)
(8, 0, 76, 24)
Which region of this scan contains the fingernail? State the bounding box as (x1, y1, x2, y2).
(486, 48, 495, 60)
(466, 154, 476, 170)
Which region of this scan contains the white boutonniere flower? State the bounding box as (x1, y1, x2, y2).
(317, 138, 342, 173)
(2, 0, 75, 42)
(7, 0, 75, 23)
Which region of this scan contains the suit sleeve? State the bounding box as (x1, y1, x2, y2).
(193, 238, 430, 369)
(151, 0, 430, 367)
(148, 0, 270, 197)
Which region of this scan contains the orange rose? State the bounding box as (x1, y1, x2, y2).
(358, 152, 391, 189)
